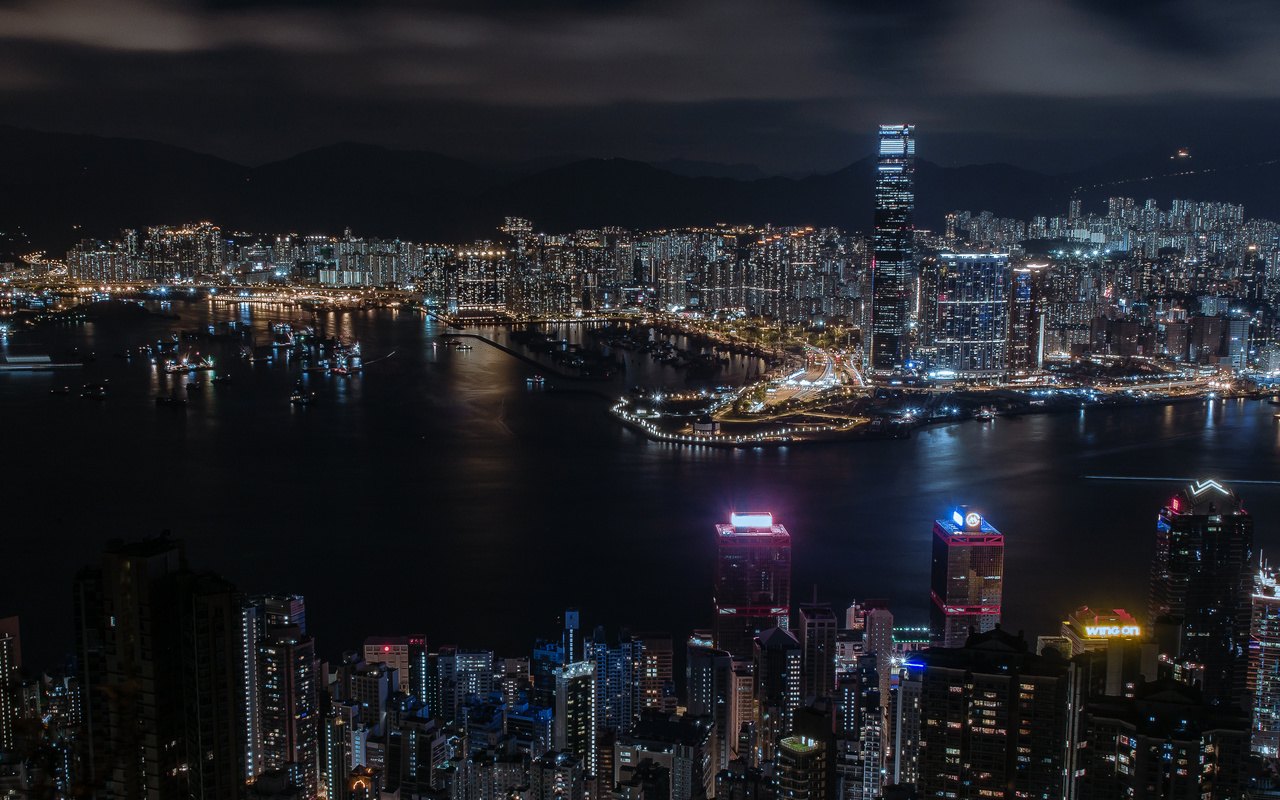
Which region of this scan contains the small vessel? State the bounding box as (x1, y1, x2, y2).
(455, 344, 473, 351)
(976, 408, 996, 421)
(81, 385, 107, 400)
(156, 396, 186, 408)
(527, 375, 546, 386)
(212, 375, 232, 385)
(290, 382, 314, 405)
(50, 386, 70, 395)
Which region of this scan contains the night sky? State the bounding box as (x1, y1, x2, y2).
(2, 0, 1280, 173)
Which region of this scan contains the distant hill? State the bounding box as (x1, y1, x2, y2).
(1, 125, 1276, 255)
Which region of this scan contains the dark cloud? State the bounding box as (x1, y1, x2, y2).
(0, 0, 1276, 172)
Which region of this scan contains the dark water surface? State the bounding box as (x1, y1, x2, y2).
(3, 300, 1279, 670)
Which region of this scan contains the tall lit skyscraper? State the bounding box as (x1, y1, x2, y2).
(0, 616, 18, 753)
(687, 644, 734, 772)
(1150, 479, 1253, 708)
(244, 594, 306, 779)
(929, 508, 1003, 647)
(714, 512, 792, 660)
(258, 624, 319, 798)
(554, 661, 598, 778)
(933, 253, 1011, 378)
(1248, 561, 1280, 757)
(869, 124, 915, 372)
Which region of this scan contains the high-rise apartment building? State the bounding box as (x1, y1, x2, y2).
(554, 662, 598, 778)
(633, 632, 676, 714)
(869, 124, 915, 372)
(243, 594, 306, 779)
(929, 508, 1004, 647)
(1150, 479, 1253, 708)
(686, 644, 733, 772)
(753, 628, 802, 762)
(74, 536, 245, 800)
(258, 625, 319, 798)
(714, 513, 792, 660)
(915, 629, 1074, 799)
(932, 253, 1011, 378)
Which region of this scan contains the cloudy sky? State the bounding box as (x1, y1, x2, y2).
(2, 0, 1279, 173)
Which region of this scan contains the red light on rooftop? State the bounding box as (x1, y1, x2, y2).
(383, 645, 390, 653)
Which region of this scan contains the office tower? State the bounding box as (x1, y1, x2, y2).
(686, 645, 733, 772)
(1150, 479, 1253, 708)
(714, 513, 792, 660)
(730, 663, 756, 764)
(258, 625, 319, 798)
(915, 629, 1074, 800)
(932, 253, 1011, 378)
(1078, 679, 1248, 800)
(797, 603, 836, 702)
(753, 628, 802, 762)
(554, 662, 598, 778)
(0, 617, 17, 753)
(634, 633, 676, 714)
(613, 712, 716, 800)
(869, 124, 915, 372)
(776, 735, 829, 800)
(929, 507, 1003, 647)
(74, 535, 245, 800)
(243, 595, 306, 779)
(564, 609, 583, 664)
(1250, 561, 1280, 757)
(362, 636, 426, 679)
(1010, 263, 1049, 372)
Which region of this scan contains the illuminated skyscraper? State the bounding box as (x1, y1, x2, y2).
(714, 513, 792, 661)
(797, 603, 836, 702)
(554, 661, 598, 777)
(1010, 263, 1050, 372)
(1248, 562, 1280, 757)
(933, 253, 1011, 378)
(869, 124, 915, 372)
(929, 508, 1003, 647)
(258, 625, 319, 798)
(753, 627, 802, 762)
(1150, 479, 1253, 708)
(0, 617, 17, 753)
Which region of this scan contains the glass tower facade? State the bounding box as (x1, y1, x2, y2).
(714, 513, 792, 661)
(1151, 479, 1253, 709)
(869, 124, 915, 372)
(929, 509, 1004, 647)
(1249, 562, 1280, 757)
(934, 253, 1011, 377)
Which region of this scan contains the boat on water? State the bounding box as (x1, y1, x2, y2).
(290, 382, 314, 405)
(156, 396, 186, 408)
(81, 385, 107, 400)
(976, 409, 997, 421)
(50, 386, 70, 395)
(455, 344, 473, 351)
(527, 375, 546, 386)
(212, 375, 232, 385)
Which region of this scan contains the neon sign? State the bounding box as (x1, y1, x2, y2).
(1085, 626, 1141, 637)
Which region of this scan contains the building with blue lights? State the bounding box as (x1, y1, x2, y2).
(929, 508, 1003, 648)
(932, 253, 1011, 379)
